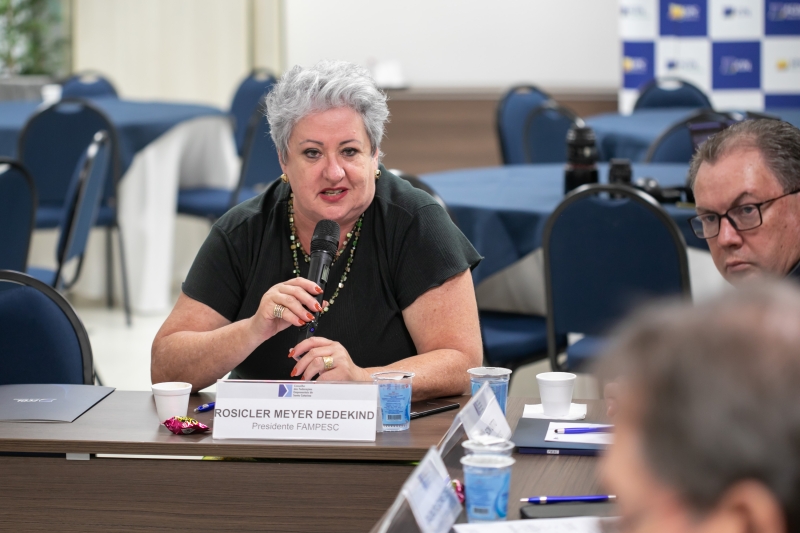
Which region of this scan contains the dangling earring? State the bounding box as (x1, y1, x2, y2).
(280, 173, 288, 183)
(375, 169, 381, 180)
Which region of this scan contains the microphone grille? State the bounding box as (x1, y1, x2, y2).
(311, 219, 340, 255)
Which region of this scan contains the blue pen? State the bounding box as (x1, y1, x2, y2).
(554, 425, 613, 434)
(194, 402, 215, 413)
(520, 495, 616, 504)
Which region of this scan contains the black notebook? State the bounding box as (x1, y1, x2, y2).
(0, 384, 115, 422)
(521, 502, 617, 519)
(512, 417, 607, 456)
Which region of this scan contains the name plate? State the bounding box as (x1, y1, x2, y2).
(212, 380, 378, 442)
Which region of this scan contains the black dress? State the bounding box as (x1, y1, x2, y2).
(182, 168, 482, 380)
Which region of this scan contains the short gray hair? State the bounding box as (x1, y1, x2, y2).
(687, 119, 800, 192)
(599, 282, 800, 531)
(265, 60, 389, 163)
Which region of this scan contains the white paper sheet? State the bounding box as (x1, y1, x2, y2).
(544, 423, 614, 446)
(453, 516, 613, 533)
(522, 403, 587, 420)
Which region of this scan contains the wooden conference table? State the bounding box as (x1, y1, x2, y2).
(0, 392, 603, 532)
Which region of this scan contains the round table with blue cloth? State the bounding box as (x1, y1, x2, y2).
(586, 107, 800, 162)
(421, 163, 703, 286)
(0, 97, 228, 169)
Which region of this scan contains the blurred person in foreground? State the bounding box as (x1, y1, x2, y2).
(688, 119, 800, 284)
(599, 281, 800, 533)
(151, 61, 482, 397)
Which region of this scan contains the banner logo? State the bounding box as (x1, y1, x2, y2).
(768, 2, 800, 20)
(666, 58, 701, 71)
(624, 56, 649, 74)
(776, 58, 800, 70)
(669, 3, 701, 20)
(720, 56, 753, 74)
(621, 4, 649, 18)
(723, 5, 752, 17)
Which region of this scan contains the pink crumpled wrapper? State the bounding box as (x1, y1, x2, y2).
(163, 416, 210, 435)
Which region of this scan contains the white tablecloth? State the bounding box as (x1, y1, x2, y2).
(29, 115, 239, 314)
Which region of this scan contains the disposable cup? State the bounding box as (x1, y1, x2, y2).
(371, 371, 415, 431)
(467, 367, 512, 414)
(462, 439, 515, 456)
(40, 84, 62, 104)
(460, 454, 516, 522)
(536, 372, 576, 417)
(151, 382, 191, 423)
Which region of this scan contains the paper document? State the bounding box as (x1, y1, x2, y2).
(453, 516, 614, 533)
(544, 423, 614, 446)
(522, 403, 587, 420)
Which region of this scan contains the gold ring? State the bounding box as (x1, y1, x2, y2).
(322, 355, 334, 371)
(273, 304, 285, 319)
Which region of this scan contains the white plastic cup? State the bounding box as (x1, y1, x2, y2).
(536, 372, 576, 417)
(151, 382, 192, 422)
(462, 439, 515, 456)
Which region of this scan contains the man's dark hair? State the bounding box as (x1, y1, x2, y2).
(599, 282, 800, 531)
(687, 119, 800, 192)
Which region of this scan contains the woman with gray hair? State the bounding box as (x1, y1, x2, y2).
(151, 61, 483, 399)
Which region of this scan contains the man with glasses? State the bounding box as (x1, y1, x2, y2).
(688, 119, 800, 284)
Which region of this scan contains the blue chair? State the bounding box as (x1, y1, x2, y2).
(177, 109, 282, 220)
(0, 159, 36, 272)
(60, 71, 119, 99)
(28, 132, 116, 298)
(645, 110, 734, 163)
(18, 98, 131, 323)
(230, 68, 276, 156)
(496, 85, 552, 164)
(543, 184, 691, 371)
(0, 270, 94, 385)
(634, 78, 712, 111)
(523, 102, 579, 163)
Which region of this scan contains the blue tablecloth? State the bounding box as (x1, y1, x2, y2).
(587, 108, 800, 162)
(0, 98, 228, 175)
(421, 163, 704, 285)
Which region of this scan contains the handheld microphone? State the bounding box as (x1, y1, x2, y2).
(297, 219, 340, 344)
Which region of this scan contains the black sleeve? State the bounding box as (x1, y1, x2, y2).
(181, 225, 247, 322)
(392, 204, 482, 310)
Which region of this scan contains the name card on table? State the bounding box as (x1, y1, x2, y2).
(438, 382, 512, 456)
(212, 380, 378, 442)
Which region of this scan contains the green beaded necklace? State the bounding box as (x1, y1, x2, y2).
(288, 194, 363, 313)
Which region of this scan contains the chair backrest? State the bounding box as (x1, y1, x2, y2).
(634, 78, 712, 111)
(523, 101, 579, 164)
(496, 85, 551, 164)
(645, 110, 733, 163)
(60, 71, 119, 99)
(56, 132, 112, 274)
(0, 159, 37, 272)
(544, 184, 691, 369)
(0, 270, 93, 385)
(390, 169, 459, 225)
(17, 98, 120, 211)
(230, 109, 283, 208)
(230, 68, 276, 156)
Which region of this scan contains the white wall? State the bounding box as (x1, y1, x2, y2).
(284, 0, 620, 90)
(72, 0, 253, 108)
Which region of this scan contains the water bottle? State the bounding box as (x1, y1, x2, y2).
(564, 123, 598, 194)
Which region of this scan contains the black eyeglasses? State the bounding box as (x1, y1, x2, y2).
(688, 189, 800, 239)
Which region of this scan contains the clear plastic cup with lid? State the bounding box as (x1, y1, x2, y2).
(460, 454, 516, 522)
(371, 371, 415, 431)
(467, 367, 512, 414)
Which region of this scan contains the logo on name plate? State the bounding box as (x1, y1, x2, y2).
(13, 398, 56, 402)
(278, 384, 293, 398)
(669, 3, 702, 20)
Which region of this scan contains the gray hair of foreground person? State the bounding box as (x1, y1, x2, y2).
(687, 119, 800, 191)
(598, 282, 800, 531)
(265, 60, 390, 163)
